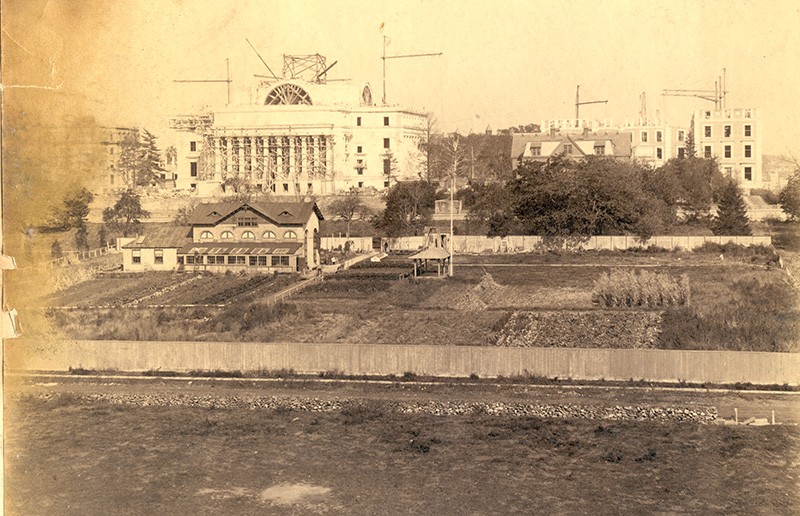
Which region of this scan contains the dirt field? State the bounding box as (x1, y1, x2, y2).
(5, 378, 799, 515)
(35, 250, 799, 351)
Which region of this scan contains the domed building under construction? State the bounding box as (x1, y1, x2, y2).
(169, 54, 428, 197)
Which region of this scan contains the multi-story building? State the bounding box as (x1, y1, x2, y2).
(101, 126, 140, 191)
(694, 107, 762, 189)
(621, 119, 689, 168)
(121, 200, 323, 273)
(170, 56, 427, 196)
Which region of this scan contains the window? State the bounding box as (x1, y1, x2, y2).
(220, 231, 234, 240)
(724, 145, 731, 158)
(154, 250, 164, 264)
(178, 256, 184, 265)
(190, 141, 197, 152)
(657, 148, 663, 159)
(641, 131, 648, 143)
(357, 145, 363, 153)
(678, 130, 685, 141)
(356, 116, 362, 126)
(190, 162, 198, 177)
(744, 167, 752, 181)
(249, 256, 258, 266)
(356, 159, 364, 175)
(656, 131, 662, 143)
(724, 126, 731, 137)
(199, 231, 213, 240)
(724, 167, 733, 177)
(271, 255, 290, 267)
(257, 256, 268, 266)
(744, 145, 752, 158)
(383, 158, 391, 175)
(238, 216, 257, 227)
(744, 125, 752, 137)
(227, 255, 237, 264)
(307, 183, 312, 192)
(678, 148, 686, 158)
(110, 174, 115, 185)
(132, 250, 141, 264)
(531, 146, 541, 156)
(190, 183, 197, 189)
(704, 126, 711, 138)
(280, 256, 290, 266)
(383, 138, 390, 149)
(384, 116, 389, 126)
(384, 181, 389, 188)
(283, 183, 289, 192)
(704, 146, 712, 159)
(186, 255, 196, 264)
(109, 147, 115, 155)
(209, 256, 225, 264)
(241, 230, 256, 239)
(358, 181, 364, 188)
(744, 110, 752, 118)
(283, 230, 297, 239)
(564, 144, 572, 155)
(263, 231, 276, 239)
(594, 145, 605, 156)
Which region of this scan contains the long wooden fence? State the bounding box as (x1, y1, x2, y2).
(6, 340, 798, 386)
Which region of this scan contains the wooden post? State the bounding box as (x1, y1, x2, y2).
(734, 408, 738, 424)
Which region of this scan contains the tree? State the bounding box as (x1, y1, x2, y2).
(509, 156, 671, 239)
(713, 179, 751, 235)
(656, 157, 724, 222)
(328, 192, 371, 238)
(98, 225, 107, 248)
(102, 189, 150, 237)
(140, 129, 166, 185)
(375, 180, 438, 237)
(117, 131, 145, 186)
(75, 220, 89, 250)
(684, 115, 696, 158)
(50, 240, 63, 259)
(46, 187, 94, 230)
(779, 171, 800, 220)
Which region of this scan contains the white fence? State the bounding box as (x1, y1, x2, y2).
(321, 237, 374, 253)
(6, 340, 799, 386)
(384, 235, 772, 253)
(50, 244, 119, 266)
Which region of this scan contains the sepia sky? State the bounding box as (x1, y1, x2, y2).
(4, 0, 800, 154)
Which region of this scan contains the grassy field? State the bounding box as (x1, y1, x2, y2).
(5, 392, 798, 515)
(32, 247, 800, 351)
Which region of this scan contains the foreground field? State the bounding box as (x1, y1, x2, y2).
(5, 382, 799, 515)
(41, 249, 800, 352)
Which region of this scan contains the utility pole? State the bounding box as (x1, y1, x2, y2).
(381, 36, 442, 105)
(575, 85, 608, 120)
(174, 59, 233, 105)
(449, 136, 458, 278)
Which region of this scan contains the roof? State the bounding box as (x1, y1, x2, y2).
(410, 247, 451, 260)
(511, 131, 633, 161)
(179, 242, 303, 256)
(187, 201, 324, 226)
(123, 227, 192, 249)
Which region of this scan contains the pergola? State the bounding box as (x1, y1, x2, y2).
(409, 247, 451, 278)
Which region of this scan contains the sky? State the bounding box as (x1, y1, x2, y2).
(4, 0, 800, 155)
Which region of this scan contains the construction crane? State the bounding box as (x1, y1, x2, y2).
(173, 59, 233, 105)
(381, 35, 442, 105)
(662, 68, 727, 108)
(575, 85, 608, 120)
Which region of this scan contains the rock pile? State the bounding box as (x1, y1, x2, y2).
(18, 392, 718, 423)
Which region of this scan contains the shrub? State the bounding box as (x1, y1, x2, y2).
(695, 242, 779, 264)
(592, 270, 690, 308)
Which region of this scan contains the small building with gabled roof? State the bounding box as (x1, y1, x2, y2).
(121, 200, 323, 273)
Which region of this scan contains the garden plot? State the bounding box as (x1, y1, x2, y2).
(49, 273, 186, 307)
(149, 274, 277, 306)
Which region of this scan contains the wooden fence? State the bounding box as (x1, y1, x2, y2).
(6, 340, 798, 386)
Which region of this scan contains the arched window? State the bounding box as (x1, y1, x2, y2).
(262, 231, 276, 239)
(220, 231, 234, 240)
(283, 230, 297, 239)
(241, 230, 255, 239)
(199, 231, 213, 240)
